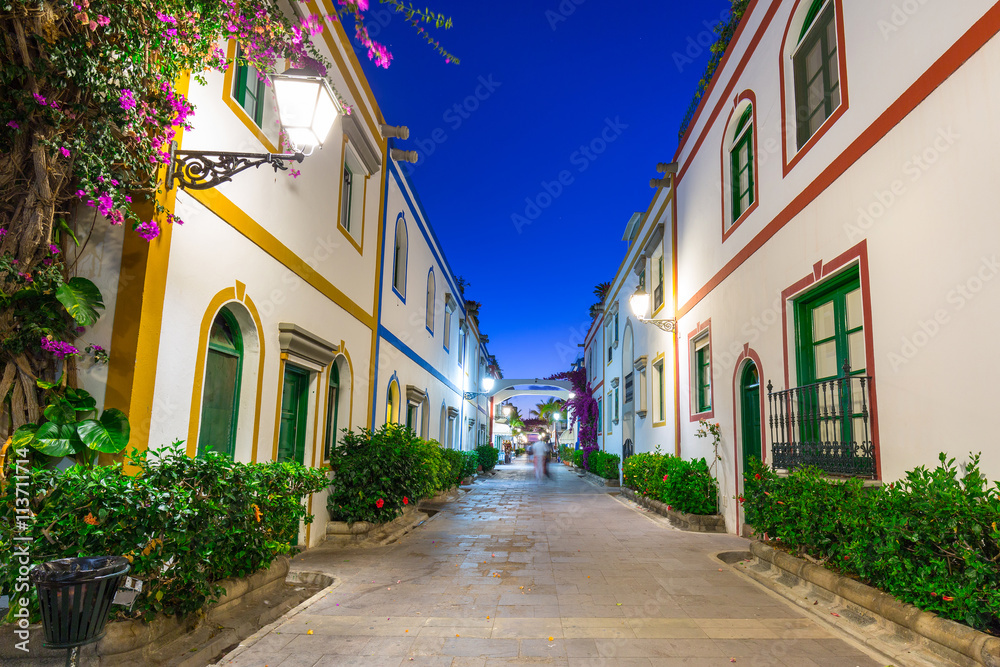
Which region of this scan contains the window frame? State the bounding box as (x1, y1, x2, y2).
(391, 214, 408, 301)
(425, 269, 436, 335)
(277, 364, 310, 464)
(651, 354, 666, 427)
(689, 322, 714, 421)
(323, 363, 340, 462)
(793, 266, 864, 386)
(730, 106, 754, 222)
(233, 48, 266, 127)
(197, 307, 243, 458)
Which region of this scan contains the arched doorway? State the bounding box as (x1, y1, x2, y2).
(739, 361, 762, 475)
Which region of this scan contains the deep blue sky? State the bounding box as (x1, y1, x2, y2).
(352, 0, 731, 402)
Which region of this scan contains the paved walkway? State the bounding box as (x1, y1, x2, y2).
(220, 458, 883, 666)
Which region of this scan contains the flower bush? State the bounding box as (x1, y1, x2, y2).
(587, 450, 620, 480)
(326, 425, 460, 524)
(476, 444, 499, 472)
(622, 451, 719, 515)
(742, 454, 1000, 633)
(0, 441, 329, 623)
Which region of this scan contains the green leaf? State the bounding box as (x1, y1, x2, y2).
(11, 424, 39, 450)
(76, 410, 129, 453)
(66, 387, 98, 412)
(43, 397, 77, 424)
(32, 421, 78, 456)
(36, 374, 63, 390)
(55, 277, 105, 326)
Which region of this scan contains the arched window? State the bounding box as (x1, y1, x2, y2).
(392, 215, 407, 298)
(324, 362, 340, 461)
(425, 269, 436, 333)
(730, 104, 754, 222)
(792, 0, 842, 149)
(386, 379, 400, 424)
(198, 307, 242, 457)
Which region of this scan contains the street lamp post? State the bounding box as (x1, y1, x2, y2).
(629, 287, 676, 332)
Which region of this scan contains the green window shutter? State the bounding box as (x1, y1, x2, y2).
(341, 165, 353, 232)
(797, 0, 826, 42)
(730, 106, 755, 222)
(233, 47, 265, 126)
(198, 309, 242, 457)
(324, 364, 340, 461)
(793, 3, 840, 149)
(794, 268, 863, 386)
(694, 340, 712, 413)
(278, 365, 310, 464)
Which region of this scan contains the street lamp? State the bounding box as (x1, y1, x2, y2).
(464, 377, 495, 401)
(568, 392, 576, 399)
(629, 286, 676, 333)
(167, 65, 343, 191)
(503, 405, 512, 416)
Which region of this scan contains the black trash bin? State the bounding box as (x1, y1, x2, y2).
(29, 556, 130, 652)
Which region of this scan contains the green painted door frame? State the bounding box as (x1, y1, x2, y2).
(740, 362, 761, 474)
(278, 365, 310, 464)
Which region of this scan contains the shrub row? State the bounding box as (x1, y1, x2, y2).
(743, 455, 1000, 633)
(587, 451, 620, 480)
(0, 443, 329, 623)
(622, 451, 719, 515)
(328, 424, 470, 524)
(559, 444, 574, 461)
(476, 444, 499, 472)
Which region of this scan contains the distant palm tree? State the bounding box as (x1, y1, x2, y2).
(530, 399, 564, 422)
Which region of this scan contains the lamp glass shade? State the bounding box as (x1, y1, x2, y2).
(482, 377, 495, 391)
(271, 68, 342, 151)
(552, 413, 561, 421)
(568, 392, 576, 399)
(503, 405, 512, 416)
(630, 288, 650, 318)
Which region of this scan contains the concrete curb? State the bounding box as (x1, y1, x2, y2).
(747, 541, 1000, 667)
(326, 505, 429, 545)
(576, 469, 620, 487)
(619, 487, 726, 533)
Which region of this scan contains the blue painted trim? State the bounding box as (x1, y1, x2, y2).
(388, 161, 465, 314)
(379, 325, 462, 397)
(391, 212, 407, 303)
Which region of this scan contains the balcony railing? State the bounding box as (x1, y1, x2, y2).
(766, 362, 875, 478)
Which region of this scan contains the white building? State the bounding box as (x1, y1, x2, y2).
(70, 4, 499, 547)
(375, 154, 496, 449)
(588, 0, 1000, 534)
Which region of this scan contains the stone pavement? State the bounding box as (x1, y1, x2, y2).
(219, 458, 885, 666)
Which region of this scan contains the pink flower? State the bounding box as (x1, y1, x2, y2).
(6, 120, 18, 129)
(135, 220, 160, 241)
(48, 243, 59, 254)
(40, 337, 79, 358)
(375, 498, 384, 509)
(289, 169, 301, 179)
(33, 93, 47, 106)
(59, 147, 71, 158)
(108, 210, 124, 226)
(96, 15, 109, 26)
(119, 89, 137, 111)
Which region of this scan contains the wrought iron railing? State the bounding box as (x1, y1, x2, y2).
(766, 362, 875, 478)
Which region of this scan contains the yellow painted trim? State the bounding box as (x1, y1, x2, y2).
(336, 136, 364, 255)
(186, 287, 237, 457)
(651, 352, 667, 428)
(270, 357, 287, 462)
(367, 138, 388, 429)
(244, 294, 267, 463)
(235, 280, 246, 302)
(222, 40, 280, 154)
(305, 371, 323, 544)
(311, 0, 383, 137)
(606, 391, 613, 436)
(186, 188, 375, 329)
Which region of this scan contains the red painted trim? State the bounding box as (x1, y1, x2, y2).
(721, 90, 760, 243)
(591, 380, 604, 394)
(777, 239, 881, 479)
(488, 397, 494, 447)
(678, 4, 1000, 319)
(671, 184, 681, 455)
(584, 313, 604, 349)
(779, 0, 850, 176)
(730, 347, 764, 537)
(687, 319, 715, 423)
(675, 0, 768, 176)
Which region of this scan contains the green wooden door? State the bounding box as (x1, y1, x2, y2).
(198, 309, 242, 457)
(278, 365, 309, 464)
(740, 362, 761, 473)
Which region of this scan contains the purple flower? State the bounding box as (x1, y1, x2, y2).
(289, 169, 301, 179)
(59, 147, 71, 158)
(119, 89, 137, 111)
(40, 337, 80, 358)
(6, 120, 18, 129)
(135, 220, 160, 242)
(33, 93, 47, 106)
(49, 243, 59, 254)
(92, 344, 104, 352)
(0, 228, 7, 238)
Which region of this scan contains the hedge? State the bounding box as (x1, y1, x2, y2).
(0, 442, 329, 623)
(476, 444, 499, 472)
(587, 451, 620, 480)
(742, 454, 1000, 633)
(622, 452, 719, 515)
